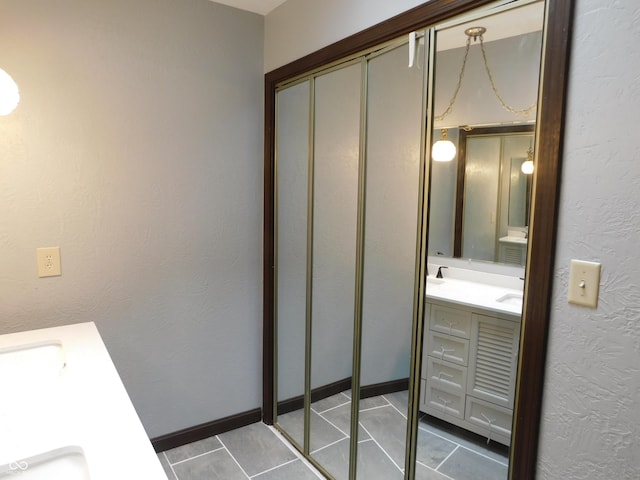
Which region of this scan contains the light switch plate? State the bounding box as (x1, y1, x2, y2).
(568, 259, 600, 308)
(37, 247, 62, 277)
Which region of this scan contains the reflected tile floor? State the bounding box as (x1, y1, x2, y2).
(159, 391, 508, 480)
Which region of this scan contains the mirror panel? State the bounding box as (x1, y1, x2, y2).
(428, 0, 543, 265)
(357, 41, 424, 479)
(308, 62, 361, 478)
(417, 3, 544, 479)
(274, 80, 311, 449)
(504, 136, 533, 228)
(266, 1, 574, 479)
(462, 134, 502, 262)
(427, 127, 459, 258)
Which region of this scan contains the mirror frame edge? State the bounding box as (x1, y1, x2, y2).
(510, 0, 575, 477)
(262, 1, 576, 478)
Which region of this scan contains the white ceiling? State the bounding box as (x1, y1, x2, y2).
(211, 0, 287, 15)
(437, 2, 544, 50)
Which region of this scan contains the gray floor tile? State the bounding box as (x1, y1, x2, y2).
(314, 438, 404, 480)
(157, 453, 177, 480)
(416, 429, 458, 469)
(358, 394, 390, 410)
(311, 437, 350, 480)
(384, 390, 409, 416)
(355, 439, 404, 479)
(164, 435, 223, 464)
(415, 461, 453, 480)
(172, 449, 247, 480)
(358, 404, 408, 467)
(319, 401, 370, 441)
(276, 409, 305, 448)
(418, 416, 509, 464)
(278, 408, 347, 452)
(312, 391, 350, 413)
(437, 447, 508, 480)
(252, 459, 322, 480)
(218, 423, 297, 477)
(308, 409, 348, 451)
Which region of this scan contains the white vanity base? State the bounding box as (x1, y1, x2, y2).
(0, 322, 167, 479)
(420, 298, 520, 447)
(420, 263, 523, 447)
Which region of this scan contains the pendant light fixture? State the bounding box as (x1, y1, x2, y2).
(431, 26, 537, 162)
(521, 146, 534, 174)
(0, 68, 20, 116)
(431, 128, 457, 162)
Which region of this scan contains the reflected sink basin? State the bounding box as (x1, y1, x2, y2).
(496, 293, 523, 306)
(0, 341, 66, 383)
(427, 277, 445, 285)
(0, 446, 90, 479)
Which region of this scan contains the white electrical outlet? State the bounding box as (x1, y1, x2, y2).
(568, 259, 600, 308)
(37, 247, 62, 278)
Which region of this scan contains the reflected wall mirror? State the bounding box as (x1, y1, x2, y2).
(263, 0, 574, 479)
(435, 124, 535, 265)
(457, 125, 534, 265)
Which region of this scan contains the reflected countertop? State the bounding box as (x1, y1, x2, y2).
(426, 274, 523, 318)
(498, 236, 528, 245)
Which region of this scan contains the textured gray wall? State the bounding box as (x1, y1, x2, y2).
(0, 0, 263, 438)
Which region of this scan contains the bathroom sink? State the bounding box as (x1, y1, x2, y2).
(496, 293, 523, 306)
(0, 341, 66, 383)
(427, 277, 445, 286)
(0, 446, 90, 479)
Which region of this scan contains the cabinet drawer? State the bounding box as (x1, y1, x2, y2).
(429, 304, 472, 339)
(423, 384, 465, 419)
(465, 396, 512, 442)
(426, 357, 467, 395)
(427, 331, 469, 366)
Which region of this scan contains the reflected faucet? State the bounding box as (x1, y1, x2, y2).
(436, 266, 448, 279)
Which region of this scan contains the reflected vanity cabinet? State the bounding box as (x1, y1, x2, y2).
(498, 240, 527, 266)
(420, 300, 521, 446)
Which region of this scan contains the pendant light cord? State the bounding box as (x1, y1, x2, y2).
(435, 32, 537, 122)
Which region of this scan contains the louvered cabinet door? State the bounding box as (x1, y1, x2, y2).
(499, 243, 526, 265)
(467, 314, 520, 409)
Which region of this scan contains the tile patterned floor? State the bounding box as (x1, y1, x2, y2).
(159, 423, 324, 480)
(159, 391, 508, 480)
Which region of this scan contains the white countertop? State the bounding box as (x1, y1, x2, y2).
(426, 275, 523, 317)
(0, 322, 167, 479)
(499, 235, 528, 245)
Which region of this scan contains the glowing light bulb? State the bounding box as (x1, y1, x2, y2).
(432, 140, 456, 162)
(432, 128, 456, 162)
(521, 147, 534, 174)
(521, 160, 534, 174)
(0, 68, 20, 116)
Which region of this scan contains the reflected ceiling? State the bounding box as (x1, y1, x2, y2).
(437, 1, 544, 50)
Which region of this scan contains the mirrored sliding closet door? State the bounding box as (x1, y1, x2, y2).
(266, 0, 574, 478)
